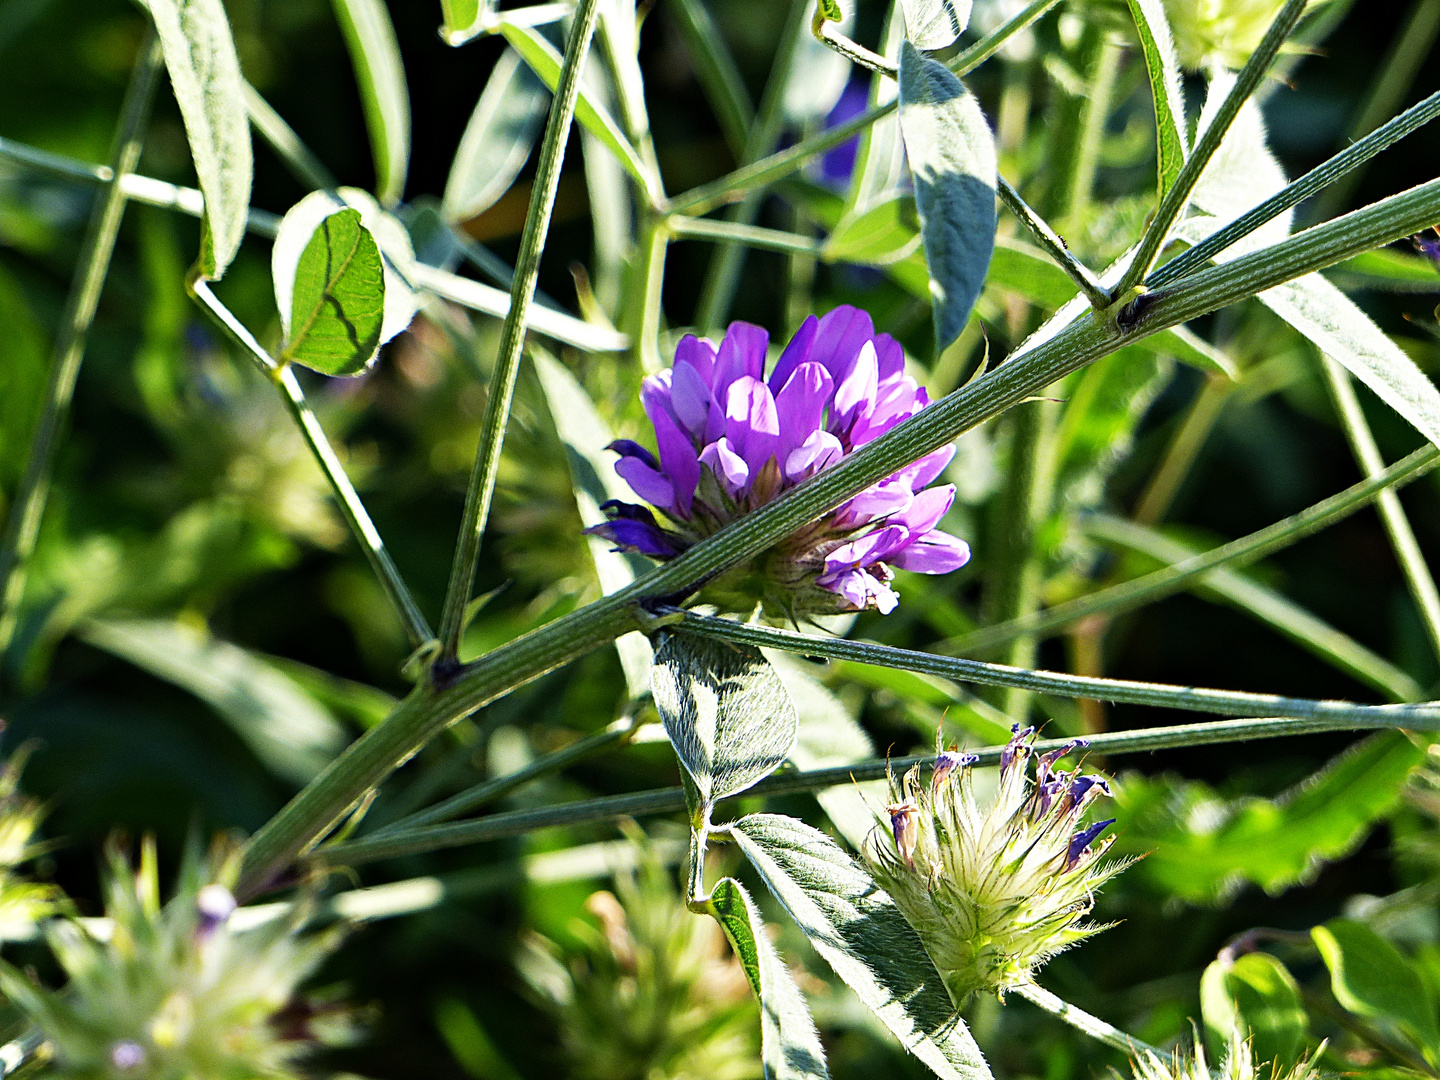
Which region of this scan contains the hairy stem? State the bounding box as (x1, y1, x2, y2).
(1015, 982, 1162, 1057)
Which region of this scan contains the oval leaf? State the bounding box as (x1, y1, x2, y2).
(149, 0, 253, 280)
(277, 207, 385, 376)
(899, 0, 972, 53)
(331, 0, 411, 206)
(730, 813, 993, 1080)
(1313, 919, 1440, 1058)
(823, 194, 922, 265)
(651, 634, 797, 812)
(897, 41, 996, 354)
(1125, 0, 1188, 199)
(441, 0, 485, 41)
(1200, 952, 1308, 1071)
(708, 878, 830, 1080)
(443, 47, 550, 224)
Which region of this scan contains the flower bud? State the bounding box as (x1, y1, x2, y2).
(863, 728, 1128, 1006)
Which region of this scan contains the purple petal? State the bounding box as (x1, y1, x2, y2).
(893, 444, 956, 490)
(700, 437, 750, 497)
(888, 801, 920, 866)
(723, 376, 781, 475)
(892, 484, 955, 534)
(653, 409, 700, 516)
(812, 305, 875, 382)
(785, 430, 844, 482)
(616, 455, 675, 510)
(824, 525, 910, 574)
(671, 360, 713, 438)
(713, 321, 769, 391)
(1065, 819, 1115, 870)
(674, 334, 717, 384)
(834, 480, 912, 528)
(873, 333, 905, 381)
(584, 518, 679, 558)
(817, 566, 899, 613)
(768, 315, 819, 394)
(889, 531, 971, 574)
(932, 750, 978, 787)
(832, 340, 879, 430)
(640, 371, 678, 431)
(1000, 725, 1034, 773)
(608, 439, 658, 471)
(775, 361, 834, 460)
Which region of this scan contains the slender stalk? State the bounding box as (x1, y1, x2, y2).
(1015, 983, 1162, 1057)
(0, 29, 163, 656)
(662, 0, 1061, 218)
(628, 213, 669, 374)
(1115, 0, 1308, 297)
(242, 80, 336, 190)
(669, 0, 754, 158)
(997, 176, 1108, 308)
(816, 21, 897, 78)
(1133, 373, 1232, 525)
(370, 720, 637, 835)
(1320, 356, 1440, 668)
(1152, 89, 1440, 287)
(943, 444, 1440, 658)
(1064, 34, 1122, 232)
(437, 0, 606, 663)
(189, 281, 433, 649)
(314, 709, 1433, 868)
(239, 168, 1440, 894)
(667, 215, 823, 257)
(671, 610, 1440, 725)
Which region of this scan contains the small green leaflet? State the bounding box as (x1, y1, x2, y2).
(899, 0, 972, 52)
(815, 0, 843, 24)
(1199, 952, 1308, 1071)
(651, 634, 797, 816)
(822, 194, 922, 265)
(277, 209, 385, 376)
(730, 814, 993, 1080)
(331, 0, 411, 207)
(707, 878, 829, 1080)
(1313, 919, 1440, 1063)
(441, 0, 486, 40)
(897, 41, 996, 355)
(443, 47, 550, 224)
(148, 0, 252, 280)
(1125, 0, 1188, 199)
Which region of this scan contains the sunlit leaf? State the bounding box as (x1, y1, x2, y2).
(899, 0, 972, 52)
(331, 0, 411, 206)
(443, 48, 549, 225)
(276, 207, 386, 376)
(823, 194, 922, 265)
(1313, 919, 1440, 1062)
(1125, 0, 1187, 199)
(1200, 952, 1309, 1071)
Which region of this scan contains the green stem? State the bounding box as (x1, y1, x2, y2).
(1115, 0, 1308, 297)
(1320, 356, 1440, 669)
(628, 213, 669, 374)
(663, 0, 1061, 218)
(672, 610, 1440, 725)
(1015, 982, 1162, 1057)
(1132, 372, 1232, 525)
(816, 21, 897, 78)
(242, 80, 337, 190)
(667, 215, 823, 257)
(369, 719, 637, 835)
(0, 29, 163, 657)
(943, 444, 1440, 658)
(997, 175, 1108, 308)
(437, 0, 606, 663)
(1153, 89, 1440, 287)
(669, 0, 754, 158)
(314, 708, 1434, 868)
(189, 281, 433, 650)
(238, 164, 1440, 895)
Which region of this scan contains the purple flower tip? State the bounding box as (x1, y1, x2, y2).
(111, 1042, 146, 1071)
(196, 883, 237, 936)
(932, 750, 978, 788)
(1065, 819, 1115, 870)
(888, 802, 920, 867)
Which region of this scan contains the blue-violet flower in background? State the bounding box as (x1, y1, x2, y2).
(587, 306, 970, 617)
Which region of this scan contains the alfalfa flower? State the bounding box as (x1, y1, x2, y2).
(1130, 1036, 1322, 1080)
(863, 727, 1127, 1007)
(587, 307, 970, 618)
(0, 836, 358, 1079)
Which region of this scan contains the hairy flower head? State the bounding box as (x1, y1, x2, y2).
(587, 307, 970, 617)
(1130, 1037, 1323, 1080)
(863, 727, 1126, 1006)
(0, 836, 357, 1080)
(1162, 0, 1305, 70)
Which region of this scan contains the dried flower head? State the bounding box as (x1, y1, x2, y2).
(863, 727, 1127, 1006)
(587, 307, 970, 618)
(1130, 1037, 1323, 1080)
(0, 836, 357, 1080)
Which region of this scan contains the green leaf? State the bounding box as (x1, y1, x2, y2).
(651, 635, 797, 814)
(1332, 247, 1440, 293)
(822, 194, 922, 265)
(897, 41, 997, 354)
(443, 47, 549, 224)
(729, 814, 992, 1080)
(1313, 919, 1440, 1061)
(1111, 733, 1429, 904)
(79, 618, 347, 785)
(707, 878, 830, 1080)
(815, 0, 843, 23)
(440, 0, 486, 40)
(1200, 953, 1309, 1071)
(498, 21, 658, 202)
(0, 262, 48, 488)
(1125, 0, 1188, 199)
(331, 0, 411, 206)
(899, 0, 972, 52)
(531, 349, 653, 697)
(148, 0, 252, 280)
(276, 207, 386, 376)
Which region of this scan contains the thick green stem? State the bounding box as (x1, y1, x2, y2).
(1116, 0, 1308, 297)
(239, 168, 1440, 894)
(0, 29, 163, 657)
(437, 0, 606, 662)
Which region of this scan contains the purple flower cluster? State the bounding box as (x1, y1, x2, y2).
(588, 306, 970, 616)
(1001, 726, 1114, 872)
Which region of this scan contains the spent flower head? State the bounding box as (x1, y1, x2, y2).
(1130, 1037, 1323, 1080)
(863, 727, 1126, 1006)
(588, 307, 970, 618)
(0, 836, 357, 1080)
